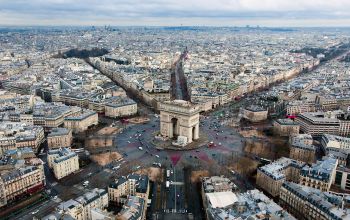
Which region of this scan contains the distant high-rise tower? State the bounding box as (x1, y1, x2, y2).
(170, 48, 191, 102)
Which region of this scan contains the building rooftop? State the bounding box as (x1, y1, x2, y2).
(276, 118, 299, 125)
(118, 196, 145, 220)
(202, 176, 235, 193)
(207, 189, 296, 220)
(109, 174, 149, 194)
(48, 148, 77, 164)
(48, 127, 71, 137)
(245, 105, 267, 112)
(259, 157, 305, 180)
(206, 191, 238, 208)
(64, 109, 96, 121)
(282, 182, 350, 220)
(301, 156, 338, 181)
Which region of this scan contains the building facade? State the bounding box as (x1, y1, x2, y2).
(64, 109, 98, 133)
(256, 157, 305, 197)
(47, 127, 73, 149)
(0, 162, 45, 207)
(273, 119, 300, 137)
(299, 156, 338, 192)
(43, 188, 108, 220)
(280, 181, 350, 220)
(243, 105, 268, 122)
(289, 134, 316, 164)
(47, 148, 79, 180)
(105, 98, 137, 118)
(108, 174, 149, 205)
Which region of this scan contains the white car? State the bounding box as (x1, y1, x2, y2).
(155, 155, 160, 158)
(138, 147, 143, 150)
(31, 210, 39, 215)
(83, 181, 89, 186)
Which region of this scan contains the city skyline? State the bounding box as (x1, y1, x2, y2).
(1, 0, 350, 27)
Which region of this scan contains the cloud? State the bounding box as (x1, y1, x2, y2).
(0, 0, 350, 26)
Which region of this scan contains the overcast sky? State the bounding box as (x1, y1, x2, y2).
(1, 0, 350, 27)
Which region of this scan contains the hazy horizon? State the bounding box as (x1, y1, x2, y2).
(1, 0, 350, 27)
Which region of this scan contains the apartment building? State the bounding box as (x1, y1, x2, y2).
(289, 134, 316, 164)
(296, 110, 350, 136)
(47, 127, 73, 149)
(43, 188, 108, 220)
(286, 100, 316, 116)
(280, 181, 350, 220)
(256, 157, 305, 197)
(47, 148, 79, 180)
(91, 208, 115, 220)
(243, 105, 268, 122)
(75, 189, 109, 220)
(299, 156, 338, 192)
(108, 174, 149, 204)
(0, 160, 45, 207)
(334, 166, 350, 191)
(15, 125, 45, 151)
(117, 196, 146, 220)
(0, 122, 44, 155)
(64, 109, 98, 133)
(9, 103, 82, 130)
(0, 94, 35, 112)
(321, 134, 350, 153)
(201, 176, 295, 220)
(191, 92, 229, 109)
(104, 97, 137, 118)
(273, 119, 300, 136)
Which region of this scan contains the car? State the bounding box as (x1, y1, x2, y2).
(138, 147, 143, 150)
(155, 155, 160, 158)
(31, 210, 39, 215)
(196, 150, 200, 152)
(194, 156, 198, 159)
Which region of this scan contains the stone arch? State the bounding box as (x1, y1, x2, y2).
(171, 117, 178, 138)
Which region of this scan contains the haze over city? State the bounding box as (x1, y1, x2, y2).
(1, 0, 350, 26)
